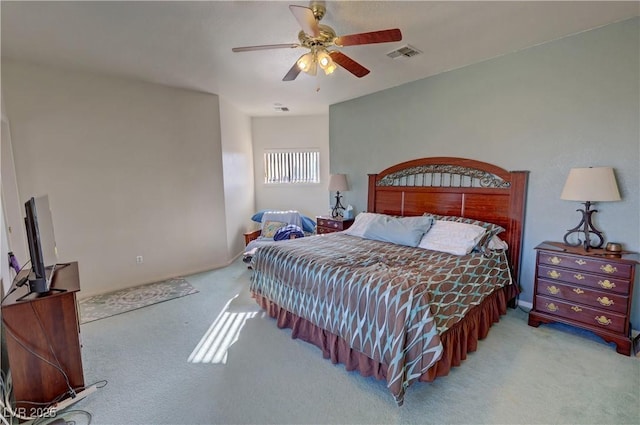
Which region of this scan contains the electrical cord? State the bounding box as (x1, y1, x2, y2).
(1, 323, 74, 399)
(33, 409, 92, 425)
(30, 303, 76, 397)
(76, 380, 108, 391)
(0, 317, 105, 424)
(0, 371, 61, 422)
(0, 371, 95, 424)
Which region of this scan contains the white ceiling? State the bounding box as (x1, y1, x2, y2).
(2, 1, 638, 117)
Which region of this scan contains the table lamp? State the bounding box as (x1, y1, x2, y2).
(560, 167, 621, 250)
(328, 174, 348, 218)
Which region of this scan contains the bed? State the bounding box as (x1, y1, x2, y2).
(249, 157, 528, 405)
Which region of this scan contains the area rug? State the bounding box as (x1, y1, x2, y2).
(79, 278, 198, 324)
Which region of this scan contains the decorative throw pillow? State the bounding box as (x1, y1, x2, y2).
(261, 221, 287, 239)
(417, 220, 487, 255)
(273, 224, 305, 241)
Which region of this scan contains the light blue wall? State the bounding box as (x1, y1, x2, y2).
(330, 18, 640, 328)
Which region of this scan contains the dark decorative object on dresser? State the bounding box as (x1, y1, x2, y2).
(528, 241, 638, 356)
(316, 216, 353, 234)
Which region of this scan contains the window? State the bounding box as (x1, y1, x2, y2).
(264, 149, 320, 184)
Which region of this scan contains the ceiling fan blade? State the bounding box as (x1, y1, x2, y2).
(329, 51, 370, 78)
(232, 43, 299, 53)
(282, 62, 302, 81)
(289, 5, 320, 37)
(334, 28, 402, 47)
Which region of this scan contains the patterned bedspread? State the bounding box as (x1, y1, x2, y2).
(249, 233, 512, 404)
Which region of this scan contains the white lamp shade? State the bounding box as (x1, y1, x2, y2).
(560, 167, 621, 202)
(328, 174, 348, 192)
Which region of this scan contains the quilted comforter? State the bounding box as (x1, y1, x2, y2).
(249, 233, 512, 403)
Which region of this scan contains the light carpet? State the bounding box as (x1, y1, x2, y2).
(71, 259, 639, 424)
(78, 277, 198, 324)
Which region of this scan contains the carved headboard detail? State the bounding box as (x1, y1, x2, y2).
(367, 157, 529, 283)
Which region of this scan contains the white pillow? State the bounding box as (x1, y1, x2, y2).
(343, 212, 380, 238)
(487, 235, 509, 250)
(418, 220, 487, 255)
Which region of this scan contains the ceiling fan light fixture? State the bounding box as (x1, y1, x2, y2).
(317, 50, 331, 68)
(317, 49, 337, 75)
(323, 61, 337, 75)
(297, 52, 314, 72)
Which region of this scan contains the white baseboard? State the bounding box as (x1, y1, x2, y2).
(517, 299, 532, 310)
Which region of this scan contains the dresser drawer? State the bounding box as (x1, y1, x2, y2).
(536, 279, 628, 314)
(317, 226, 333, 235)
(317, 217, 341, 229)
(537, 265, 630, 294)
(535, 295, 626, 333)
(316, 217, 353, 233)
(537, 252, 632, 278)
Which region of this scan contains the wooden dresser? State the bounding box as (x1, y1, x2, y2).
(2, 262, 85, 407)
(316, 216, 354, 234)
(528, 241, 638, 355)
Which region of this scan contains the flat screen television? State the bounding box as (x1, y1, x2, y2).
(24, 195, 58, 294)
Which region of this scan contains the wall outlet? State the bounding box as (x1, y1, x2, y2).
(136, 255, 143, 264)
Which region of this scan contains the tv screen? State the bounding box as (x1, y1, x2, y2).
(24, 195, 58, 294)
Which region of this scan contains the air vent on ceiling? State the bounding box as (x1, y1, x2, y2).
(387, 44, 422, 59)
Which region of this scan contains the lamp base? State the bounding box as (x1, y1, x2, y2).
(563, 201, 605, 251)
(331, 191, 345, 219)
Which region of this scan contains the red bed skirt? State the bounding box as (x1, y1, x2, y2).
(252, 283, 518, 403)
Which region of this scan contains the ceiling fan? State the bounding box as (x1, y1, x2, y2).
(231, 3, 402, 81)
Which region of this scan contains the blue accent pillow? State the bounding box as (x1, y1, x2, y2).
(251, 210, 316, 233)
(300, 216, 316, 233)
(251, 210, 267, 223)
(361, 215, 434, 247)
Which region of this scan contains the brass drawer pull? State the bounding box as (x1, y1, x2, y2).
(597, 297, 614, 307)
(572, 288, 584, 295)
(595, 316, 612, 326)
(575, 259, 587, 265)
(573, 274, 585, 280)
(546, 286, 560, 295)
(598, 280, 616, 290)
(571, 306, 582, 312)
(600, 264, 617, 274)
(546, 303, 559, 312)
(550, 256, 562, 265)
(547, 270, 561, 279)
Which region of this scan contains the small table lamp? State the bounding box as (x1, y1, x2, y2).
(328, 174, 348, 218)
(560, 167, 621, 250)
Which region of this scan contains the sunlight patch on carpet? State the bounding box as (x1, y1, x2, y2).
(188, 294, 259, 364)
(79, 278, 198, 324)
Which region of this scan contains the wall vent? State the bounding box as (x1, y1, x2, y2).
(387, 44, 422, 59)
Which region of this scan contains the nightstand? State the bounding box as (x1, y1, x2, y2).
(528, 241, 638, 356)
(316, 216, 354, 234)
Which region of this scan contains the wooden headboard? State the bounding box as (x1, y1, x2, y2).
(367, 157, 529, 283)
